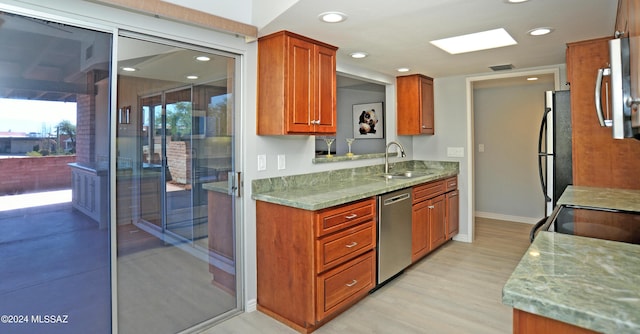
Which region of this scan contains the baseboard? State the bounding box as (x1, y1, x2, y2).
(475, 211, 541, 225)
(246, 298, 257, 312)
(452, 233, 471, 243)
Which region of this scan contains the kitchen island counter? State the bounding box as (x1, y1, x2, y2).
(502, 186, 640, 334)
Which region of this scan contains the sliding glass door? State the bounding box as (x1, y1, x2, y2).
(115, 34, 240, 333)
(0, 11, 112, 334)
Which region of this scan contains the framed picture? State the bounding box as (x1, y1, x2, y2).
(353, 102, 384, 139)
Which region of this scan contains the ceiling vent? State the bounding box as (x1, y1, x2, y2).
(490, 64, 514, 71)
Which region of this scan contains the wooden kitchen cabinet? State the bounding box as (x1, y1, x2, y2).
(257, 30, 338, 135)
(513, 309, 598, 334)
(411, 177, 457, 263)
(396, 74, 434, 135)
(566, 37, 640, 189)
(256, 197, 376, 333)
(446, 189, 459, 239)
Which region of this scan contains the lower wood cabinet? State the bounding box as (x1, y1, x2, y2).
(513, 309, 598, 334)
(256, 197, 376, 333)
(446, 189, 459, 239)
(412, 176, 458, 263)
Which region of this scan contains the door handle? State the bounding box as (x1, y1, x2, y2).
(227, 171, 241, 197)
(595, 67, 611, 127)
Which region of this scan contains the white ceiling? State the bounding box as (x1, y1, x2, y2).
(256, 0, 618, 78)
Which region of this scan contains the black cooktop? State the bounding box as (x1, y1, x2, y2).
(548, 205, 640, 245)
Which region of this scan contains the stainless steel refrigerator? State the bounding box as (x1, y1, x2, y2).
(532, 90, 572, 240)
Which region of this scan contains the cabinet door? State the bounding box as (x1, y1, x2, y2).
(397, 74, 434, 135)
(567, 38, 640, 189)
(411, 200, 430, 262)
(420, 76, 434, 135)
(314, 44, 337, 133)
(446, 190, 459, 239)
(428, 194, 446, 250)
(287, 36, 314, 133)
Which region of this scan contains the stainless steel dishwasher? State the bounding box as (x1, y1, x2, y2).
(377, 188, 412, 285)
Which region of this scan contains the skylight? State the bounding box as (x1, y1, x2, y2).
(430, 28, 517, 54)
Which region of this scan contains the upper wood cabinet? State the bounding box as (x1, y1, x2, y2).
(257, 30, 338, 135)
(566, 37, 640, 189)
(396, 74, 434, 135)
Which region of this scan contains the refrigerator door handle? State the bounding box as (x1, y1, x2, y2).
(594, 67, 612, 127)
(537, 107, 552, 203)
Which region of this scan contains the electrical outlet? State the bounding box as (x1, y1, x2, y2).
(478, 144, 485, 152)
(277, 154, 286, 170)
(257, 154, 266, 171)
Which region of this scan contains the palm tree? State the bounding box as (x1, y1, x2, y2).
(57, 120, 76, 152)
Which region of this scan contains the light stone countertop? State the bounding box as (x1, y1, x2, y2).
(558, 185, 640, 212)
(503, 186, 640, 333)
(251, 160, 459, 211)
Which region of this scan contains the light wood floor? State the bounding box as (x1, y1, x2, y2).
(205, 218, 532, 334)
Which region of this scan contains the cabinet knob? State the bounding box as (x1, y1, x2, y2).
(345, 241, 358, 248)
(345, 279, 358, 287)
(422, 125, 427, 129)
(428, 205, 435, 209)
(345, 214, 358, 219)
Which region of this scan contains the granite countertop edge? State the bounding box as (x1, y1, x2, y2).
(251, 160, 459, 211)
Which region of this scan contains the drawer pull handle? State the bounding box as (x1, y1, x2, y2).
(428, 205, 435, 209)
(345, 280, 358, 287)
(345, 241, 358, 248)
(345, 214, 358, 219)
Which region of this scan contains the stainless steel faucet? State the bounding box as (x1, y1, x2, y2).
(385, 141, 406, 174)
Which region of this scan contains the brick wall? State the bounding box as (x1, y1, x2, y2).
(167, 141, 191, 185)
(0, 156, 75, 195)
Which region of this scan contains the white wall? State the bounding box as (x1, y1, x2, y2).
(473, 81, 554, 223)
(412, 75, 470, 240)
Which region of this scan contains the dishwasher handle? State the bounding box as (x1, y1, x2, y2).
(383, 192, 411, 205)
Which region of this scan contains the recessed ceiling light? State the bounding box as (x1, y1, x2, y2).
(122, 67, 137, 72)
(528, 27, 553, 36)
(505, 0, 529, 3)
(318, 11, 347, 23)
(195, 56, 210, 62)
(527, 77, 539, 81)
(430, 28, 517, 54)
(186, 75, 199, 80)
(350, 52, 368, 59)
(397, 67, 410, 73)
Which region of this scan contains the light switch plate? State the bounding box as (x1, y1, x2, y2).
(447, 147, 464, 157)
(277, 154, 286, 170)
(257, 154, 266, 171)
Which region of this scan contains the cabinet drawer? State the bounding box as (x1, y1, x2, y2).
(413, 180, 445, 203)
(316, 221, 376, 273)
(445, 176, 458, 192)
(316, 251, 375, 321)
(316, 198, 376, 236)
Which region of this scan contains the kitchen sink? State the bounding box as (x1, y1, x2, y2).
(381, 170, 431, 179)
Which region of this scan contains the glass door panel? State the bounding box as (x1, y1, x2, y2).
(164, 87, 198, 241)
(116, 34, 239, 333)
(0, 12, 112, 334)
(139, 95, 163, 228)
